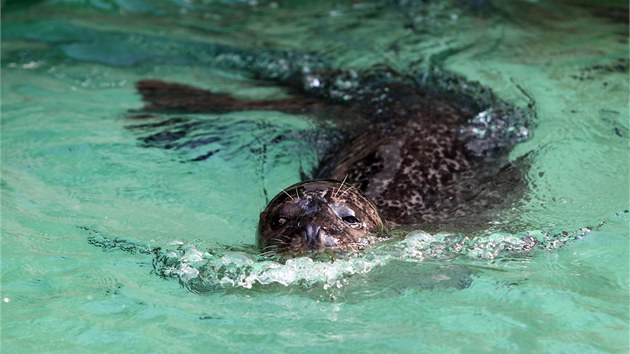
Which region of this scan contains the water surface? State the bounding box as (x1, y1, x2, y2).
(2, 0, 628, 352)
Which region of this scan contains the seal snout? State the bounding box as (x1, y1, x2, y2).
(300, 197, 329, 248)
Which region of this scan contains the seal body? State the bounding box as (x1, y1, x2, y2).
(132, 67, 530, 255)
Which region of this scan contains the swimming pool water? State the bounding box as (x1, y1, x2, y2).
(2, 0, 628, 352)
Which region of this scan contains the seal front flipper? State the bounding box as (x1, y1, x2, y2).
(135, 79, 320, 114)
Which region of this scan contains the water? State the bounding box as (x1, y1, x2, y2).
(2, 0, 628, 352)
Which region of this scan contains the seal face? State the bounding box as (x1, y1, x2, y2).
(257, 180, 387, 255)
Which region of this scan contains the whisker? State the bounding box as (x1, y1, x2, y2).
(334, 174, 349, 198)
(259, 249, 277, 257)
(259, 244, 280, 256)
(280, 188, 294, 201)
(338, 184, 355, 199)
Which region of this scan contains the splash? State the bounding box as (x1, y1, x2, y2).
(153, 241, 391, 293)
(141, 227, 591, 293)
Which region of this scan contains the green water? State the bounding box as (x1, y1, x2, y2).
(1, 0, 628, 352)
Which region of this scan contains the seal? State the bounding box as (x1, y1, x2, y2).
(130, 62, 531, 256)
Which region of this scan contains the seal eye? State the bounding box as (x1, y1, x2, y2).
(342, 215, 360, 224)
(272, 217, 287, 229)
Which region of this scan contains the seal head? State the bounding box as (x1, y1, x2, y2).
(257, 180, 387, 255)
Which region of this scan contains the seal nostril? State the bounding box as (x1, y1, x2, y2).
(305, 225, 321, 246)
